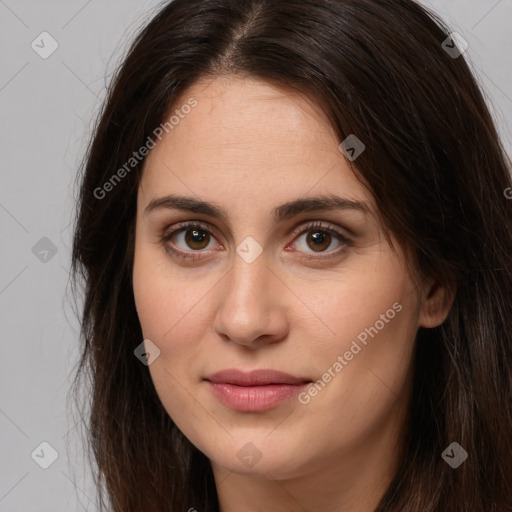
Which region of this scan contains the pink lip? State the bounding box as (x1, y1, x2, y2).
(205, 369, 311, 412)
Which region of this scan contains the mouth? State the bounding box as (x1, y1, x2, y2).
(204, 369, 312, 412)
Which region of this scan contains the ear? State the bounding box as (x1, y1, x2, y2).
(418, 278, 456, 328)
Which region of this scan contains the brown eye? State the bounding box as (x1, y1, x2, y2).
(184, 228, 211, 250)
(306, 230, 332, 252)
(161, 222, 219, 260)
(288, 221, 352, 260)
(162, 220, 351, 262)
(292, 226, 344, 255)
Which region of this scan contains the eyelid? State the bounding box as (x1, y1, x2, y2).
(162, 220, 222, 245)
(288, 220, 350, 244)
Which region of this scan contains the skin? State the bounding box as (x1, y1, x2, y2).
(132, 74, 455, 512)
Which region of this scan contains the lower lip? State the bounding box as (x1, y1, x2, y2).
(206, 382, 309, 412)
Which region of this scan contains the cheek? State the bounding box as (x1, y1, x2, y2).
(133, 270, 204, 358)
(133, 240, 193, 337)
(315, 254, 417, 354)
(132, 253, 210, 436)
(132, 246, 218, 376)
(305, 260, 420, 418)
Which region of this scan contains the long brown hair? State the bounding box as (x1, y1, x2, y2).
(70, 0, 512, 510)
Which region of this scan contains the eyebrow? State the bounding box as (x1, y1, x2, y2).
(144, 193, 371, 222)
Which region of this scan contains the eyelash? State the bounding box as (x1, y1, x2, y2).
(160, 220, 352, 261)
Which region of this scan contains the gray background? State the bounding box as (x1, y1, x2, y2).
(0, 1, 511, 510)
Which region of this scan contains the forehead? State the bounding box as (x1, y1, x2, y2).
(139, 74, 373, 215)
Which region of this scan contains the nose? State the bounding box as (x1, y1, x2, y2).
(212, 249, 289, 348)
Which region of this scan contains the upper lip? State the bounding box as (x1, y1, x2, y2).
(205, 369, 311, 386)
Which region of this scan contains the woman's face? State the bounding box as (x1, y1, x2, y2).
(132, 75, 442, 485)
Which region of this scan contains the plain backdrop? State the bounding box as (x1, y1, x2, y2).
(0, 0, 511, 510)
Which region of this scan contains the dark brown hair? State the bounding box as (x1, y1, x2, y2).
(70, 0, 512, 510)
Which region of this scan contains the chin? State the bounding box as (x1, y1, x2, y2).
(204, 435, 308, 479)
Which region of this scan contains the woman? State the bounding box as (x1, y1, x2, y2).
(70, 0, 512, 510)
